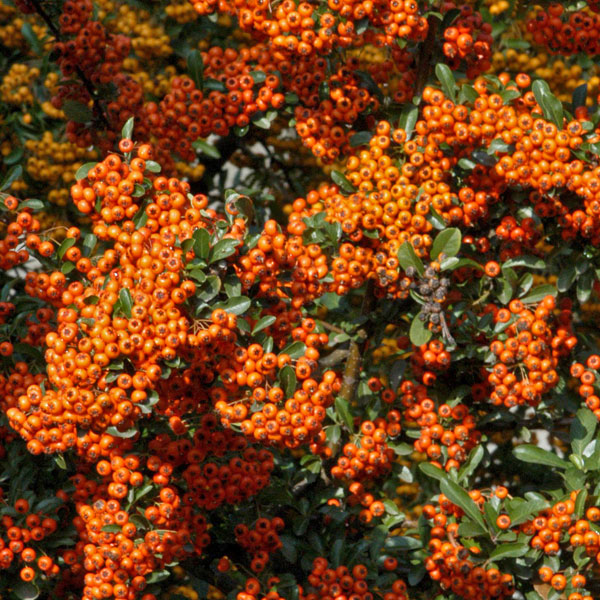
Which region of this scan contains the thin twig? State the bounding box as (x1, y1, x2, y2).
(28, 0, 109, 127)
(339, 280, 376, 404)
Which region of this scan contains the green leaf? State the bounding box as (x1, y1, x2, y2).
(489, 542, 529, 561)
(410, 314, 431, 346)
(279, 366, 296, 397)
(335, 396, 354, 431)
(280, 341, 306, 359)
(458, 445, 484, 483)
(571, 408, 597, 458)
(105, 426, 138, 438)
(503, 255, 545, 269)
(74, 162, 97, 181)
(197, 275, 221, 302)
(440, 478, 487, 532)
(513, 445, 569, 470)
(349, 131, 373, 147)
(121, 117, 134, 140)
(118, 289, 133, 318)
(63, 100, 93, 123)
(0, 165, 23, 192)
(458, 519, 487, 537)
(18, 198, 44, 211)
(435, 63, 457, 103)
(419, 462, 445, 481)
(398, 241, 425, 275)
(577, 270, 594, 303)
(21, 22, 42, 54)
(213, 296, 251, 315)
(506, 497, 548, 527)
(520, 284, 557, 304)
(145, 160, 161, 173)
(209, 238, 240, 263)
(331, 170, 356, 194)
(57, 237, 76, 260)
(575, 488, 588, 518)
(12, 581, 39, 600)
(193, 228, 210, 259)
(398, 104, 418, 139)
(532, 79, 564, 128)
(252, 315, 276, 335)
(82, 233, 97, 257)
(193, 139, 221, 159)
(431, 227, 461, 260)
(279, 534, 297, 563)
(572, 83, 587, 109)
(557, 264, 576, 292)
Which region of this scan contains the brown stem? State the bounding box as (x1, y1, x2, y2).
(338, 280, 376, 404)
(28, 0, 109, 127)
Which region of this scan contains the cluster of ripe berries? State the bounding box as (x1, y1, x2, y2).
(526, 3, 600, 55)
(189, 0, 427, 56)
(0, 497, 61, 583)
(302, 559, 408, 600)
(0, 195, 40, 270)
(485, 295, 576, 407)
(234, 517, 284, 573)
(441, 3, 493, 77)
(423, 489, 515, 600)
(571, 354, 600, 419)
(401, 379, 479, 469)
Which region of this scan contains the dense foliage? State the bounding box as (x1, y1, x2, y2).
(3, 1, 600, 600)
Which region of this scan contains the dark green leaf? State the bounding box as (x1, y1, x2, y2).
(489, 542, 529, 561)
(193, 139, 221, 159)
(572, 83, 587, 109)
(193, 228, 210, 259)
(532, 79, 564, 128)
(577, 270, 594, 303)
(0, 165, 23, 192)
(419, 462, 445, 481)
(349, 131, 373, 147)
(557, 265, 576, 292)
(252, 315, 276, 335)
(121, 117, 134, 140)
(145, 160, 161, 173)
(513, 445, 569, 469)
(335, 396, 354, 431)
(21, 22, 42, 54)
(458, 445, 484, 483)
(503, 255, 545, 269)
(57, 237, 76, 260)
(571, 408, 597, 458)
(440, 478, 487, 532)
(213, 296, 251, 315)
(18, 198, 44, 211)
(63, 100, 93, 123)
(280, 341, 306, 359)
(398, 241, 425, 275)
(431, 228, 461, 260)
(398, 104, 418, 139)
(118, 289, 133, 318)
(74, 162, 97, 181)
(331, 170, 356, 194)
(520, 284, 557, 304)
(13, 581, 39, 600)
(279, 365, 296, 397)
(209, 238, 240, 263)
(435, 63, 457, 103)
(410, 314, 431, 346)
